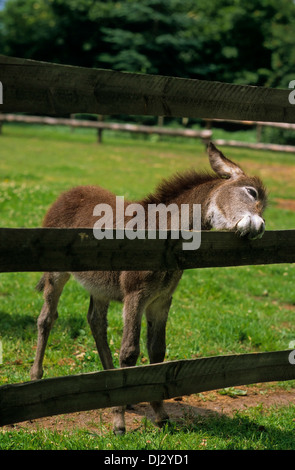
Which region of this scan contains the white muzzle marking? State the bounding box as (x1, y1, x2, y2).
(236, 214, 265, 239)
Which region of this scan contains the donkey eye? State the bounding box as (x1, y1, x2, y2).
(246, 187, 258, 199)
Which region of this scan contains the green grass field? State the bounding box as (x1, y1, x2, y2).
(0, 123, 295, 450)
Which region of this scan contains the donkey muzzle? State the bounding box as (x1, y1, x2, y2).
(236, 214, 265, 240)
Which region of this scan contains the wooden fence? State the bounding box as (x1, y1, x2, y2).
(206, 118, 295, 153)
(1, 350, 294, 426)
(1, 55, 294, 121)
(0, 55, 295, 427)
(0, 228, 295, 273)
(0, 113, 212, 145)
(1, 113, 295, 152)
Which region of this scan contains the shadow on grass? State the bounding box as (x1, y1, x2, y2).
(171, 411, 295, 449)
(0, 307, 90, 341)
(0, 311, 36, 338)
(125, 399, 295, 449)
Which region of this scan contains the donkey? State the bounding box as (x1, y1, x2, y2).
(31, 143, 267, 434)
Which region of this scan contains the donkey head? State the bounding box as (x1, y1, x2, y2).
(206, 143, 267, 239)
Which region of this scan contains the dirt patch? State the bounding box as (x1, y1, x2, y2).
(275, 198, 295, 212)
(3, 385, 295, 434)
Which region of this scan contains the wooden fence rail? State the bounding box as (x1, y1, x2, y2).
(213, 139, 295, 153)
(2, 113, 295, 152)
(205, 118, 295, 130)
(1, 350, 294, 426)
(0, 113, 212, 144)
(0, 228, 294, 273)
(1, 55, 295, 123)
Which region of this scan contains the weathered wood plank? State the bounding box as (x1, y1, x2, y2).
(1, 55, 294, 122)
(0, 113, 212, 139)
(0, 350, 294, 426)
(214, 139, 295, 153)
(205, 118, 295, 129)
(0, 228, 294, 272)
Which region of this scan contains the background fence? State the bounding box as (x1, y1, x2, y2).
(2, 113, 295, 152)
(0, 113, 212, 145)
(0, 55, 295, 426)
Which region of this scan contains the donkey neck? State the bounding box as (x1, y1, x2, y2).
(140, 171, 220, 204)
(139, 171, 224, 230)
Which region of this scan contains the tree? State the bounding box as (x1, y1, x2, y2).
(1, 0, 295, 87)
(90, 0, 201, 77)
(187, 0, 295, 87)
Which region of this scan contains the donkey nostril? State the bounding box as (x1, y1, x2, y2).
(236, 215, 251, 237)
(249, 215, 265, 239)
(236, 214, 265, 239)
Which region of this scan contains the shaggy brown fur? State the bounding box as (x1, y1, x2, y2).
(30, 143, 267, 434)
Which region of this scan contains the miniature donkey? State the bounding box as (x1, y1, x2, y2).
(31, 143, 267, 434)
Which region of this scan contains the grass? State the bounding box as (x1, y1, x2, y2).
(0, 122, 295, 449)
(1, 405, 295, 450)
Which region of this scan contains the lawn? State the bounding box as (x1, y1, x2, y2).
(0, 123, 295, 450)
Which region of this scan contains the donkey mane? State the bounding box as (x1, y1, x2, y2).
(142, 170, 219, 205)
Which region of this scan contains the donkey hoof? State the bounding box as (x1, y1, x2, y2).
(113, 427, 126, 436)
(30, 367, 43, 381)
(155, 416, 170, 428)
(126, 404, 135, 410)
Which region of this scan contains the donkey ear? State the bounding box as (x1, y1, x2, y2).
(207, 142, 245, 179)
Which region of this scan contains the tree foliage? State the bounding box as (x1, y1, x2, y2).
(1, 0, 295, 87)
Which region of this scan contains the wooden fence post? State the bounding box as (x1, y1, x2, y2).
(257, 123, 262, 143)
(97, 114, 104, 143)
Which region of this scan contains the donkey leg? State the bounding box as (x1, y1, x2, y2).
(87, 295, 114, 370)
(88, 295, 123, 433)
(113, 293, 145, 435)
(31, 272, 70, 380)
(145, 296, 172, 427)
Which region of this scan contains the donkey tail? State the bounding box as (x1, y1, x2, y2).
(35, 275, 45, 292)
